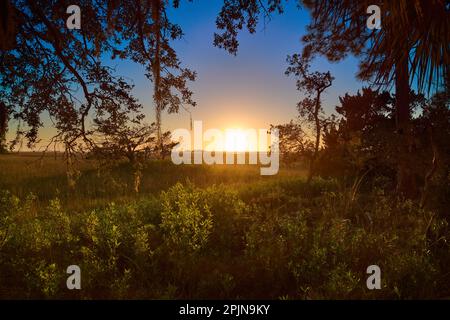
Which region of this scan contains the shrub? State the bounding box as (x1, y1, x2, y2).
(160, 183, 213, 254)
(0, 175, 449, 299)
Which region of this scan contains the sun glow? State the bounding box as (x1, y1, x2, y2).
(224, 129, 249, 152)
(171, 121, 280, 175)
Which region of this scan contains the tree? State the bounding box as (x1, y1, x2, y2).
(336, 88, 393, 134)
(285, 54, 333, 183)
(0, 1, 143, 188)
(108, 0, 197, 156)
(331, 88, 396, 184)
(417, 91, 450, 208)
(321, 88, 436, 201)
(93, 105, 176, 193)
(214, 0, 450, 197)
(271, 120, 311, 165)
(0, 1, 139, 146)
(0, 102, 9, 153)
(0, 0, 197, 188)
(0, 0, 18, 50)
(301, 0, 449, 197)
(214, 0, 284, 55)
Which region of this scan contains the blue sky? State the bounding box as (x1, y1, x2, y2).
(110, 0, 364, 132)
(9, 0, 368, 149)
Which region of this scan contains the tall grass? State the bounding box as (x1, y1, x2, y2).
(0, 154, 449, 299)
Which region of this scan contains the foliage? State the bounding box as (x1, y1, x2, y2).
(0, 168, 449, 299)
(161, 183, 213, 253)
(0, 0, 448, 300)
(271, 121, 310, 164)
(284, 54, 334, 182)
(0, 0, 196, 185)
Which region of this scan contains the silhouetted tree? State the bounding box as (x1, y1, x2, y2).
(336, 88, 393, 134)
(0, 1, 143, 188)
(0, 0, 196, 188)
(323, 88, 441, 202)
(301, 0, 449, 197)
(214, 0, 449, 197)
(93, 102, 176, 193)
(286, 54, 333, 183)
(330, 88, 396, 183)
(214, 0, 284, 55)
(108, 0, 196, 157)
(271, 120, 311, 165)
(0, 0, 18, 50)
(0, 1, 143, 146)
(418, 91, 450, 209)
(0, 102, 9, 153)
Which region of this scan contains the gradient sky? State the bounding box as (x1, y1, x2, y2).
(9, 0, 367, 149)
(110, 1, 364, 132)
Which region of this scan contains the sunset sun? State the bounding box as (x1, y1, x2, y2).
(1, 0, 447, 304)
(224, 129, 248, 152)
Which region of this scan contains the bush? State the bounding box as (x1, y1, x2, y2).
(0, 176, 449, 299)
(160, 183, 213, 254)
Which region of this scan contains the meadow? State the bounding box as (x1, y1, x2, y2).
(1, 152, 449, 299)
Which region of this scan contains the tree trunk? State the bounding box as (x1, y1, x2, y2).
(0, 102, 8, 152)
(0, 0, 18, 50)
(395, 57, 417, 198)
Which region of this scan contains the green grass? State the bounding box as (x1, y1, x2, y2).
(0, 153, 305, 211)
(0, 153, 449, 299)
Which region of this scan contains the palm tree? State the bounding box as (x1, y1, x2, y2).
(213, 0, 449, 196)
(0, 0, 18, 50)
(214, 0, 449, 197)
(302, 0, 449, 197)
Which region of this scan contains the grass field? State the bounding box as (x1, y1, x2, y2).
(0, 152, 305, 210)
(0, 153, 449, 299)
